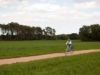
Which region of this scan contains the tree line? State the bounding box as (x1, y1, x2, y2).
(79, 24, 100, 41)
(0, 22, 81, 41)
(57, 33, 79, 40)
(0, 22, 56, 40)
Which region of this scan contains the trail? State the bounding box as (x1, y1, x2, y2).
(0, 49, 100, 65)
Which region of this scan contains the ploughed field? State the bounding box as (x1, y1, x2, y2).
(0, 40, 100, 59)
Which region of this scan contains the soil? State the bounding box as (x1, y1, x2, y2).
(0, 49, 100, 65)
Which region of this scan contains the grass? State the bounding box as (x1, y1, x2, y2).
(0, 52, 100, 75)
(0, 40, 100, 59)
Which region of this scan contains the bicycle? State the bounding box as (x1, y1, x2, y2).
(65, 45, 74, 55)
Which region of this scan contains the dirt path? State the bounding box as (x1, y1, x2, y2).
(0, 49, 100, 65)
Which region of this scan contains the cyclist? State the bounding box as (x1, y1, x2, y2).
(65, 38, 73, 53)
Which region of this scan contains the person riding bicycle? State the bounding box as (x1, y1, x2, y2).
(66, 38, 73, 52)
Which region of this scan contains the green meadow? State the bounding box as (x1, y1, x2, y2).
(0, 52, 100, 75)
(0, 40, 100, 59)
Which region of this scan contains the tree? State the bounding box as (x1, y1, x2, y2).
(69, 33, 79, 40)
(43, 27, 56, 40)
(45, 27, 53, 36)
(79, 24, 100, 41)
(35, 27, 42, 40)
(0, 22, 57, 40)
(56, 34, 68, 40)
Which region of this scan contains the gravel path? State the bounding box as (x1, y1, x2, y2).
(0, 49, 100, 65)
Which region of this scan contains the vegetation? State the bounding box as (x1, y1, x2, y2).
(0, 40, 100, 59)
(79, 24, 100, 41)
(69, 33, 79, 40)
(0, 52, 100, 75)
(0, 22, 80, 40)
(0, 22, 56, 40)
(57, 33, 79, 40)
(1, 22, 100, 41)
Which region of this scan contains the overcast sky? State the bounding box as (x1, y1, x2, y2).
(0, 0, 100, 34)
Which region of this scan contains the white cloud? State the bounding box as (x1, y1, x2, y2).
(74, 0, 100, 3)
(0, 0, 32, 9)
(73, 0, 100, 10)
(0, 0, 100, 34)
(37, 0, 57, 3)
(0, 0, 57, 9)
(17, 3, 61, 12)
(0, 0, 14, 8)
(74, 2, 98, 10)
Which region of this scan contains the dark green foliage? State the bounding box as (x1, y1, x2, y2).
(0, 52, 100, 75)
(69, 33, 79, 40)
(79, 24, 100, 41)
(57, 34, 69, 40)
(57, 33, 79, 40)
(43, 27, 56, 40)
(0, 22, 56, 40)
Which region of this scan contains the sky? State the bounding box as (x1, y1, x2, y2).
(0, 0, 100, 34)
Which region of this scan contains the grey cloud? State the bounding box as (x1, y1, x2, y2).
(0, 0, 32, 8)
(74, 0, 93, 3)
(74, 0, 100, 3)
(0, 0, 56, 9)
(73, 0, 100, 10)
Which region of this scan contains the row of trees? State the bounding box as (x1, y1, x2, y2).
(0, 22, 56, 40)
(57, 33, 79, 40)
(1, 22, 92, 41)
(79, 24, 100, 41)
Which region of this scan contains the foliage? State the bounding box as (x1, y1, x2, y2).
(0, 22, 56, 40)
(57, 33, 79, 40)
(57, 34, 68, 40)
(69, 33, 79, 40)
(79, 24, 100, 41)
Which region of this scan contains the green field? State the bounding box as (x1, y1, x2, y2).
(0, 52, 100, 75)
(0, 40, 100, 59)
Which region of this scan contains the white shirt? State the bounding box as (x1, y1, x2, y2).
(65, 40, 72, 45)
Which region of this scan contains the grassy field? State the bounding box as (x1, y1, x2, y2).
(0, 40, 100, 59)
(0, 52, 100, 75)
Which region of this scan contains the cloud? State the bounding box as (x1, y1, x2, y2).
(74, 0, 100, 3)
(17, 3, 61, 13)
(0, 0, 32, 9)
(37, 0, 57, 3)
(0, 0, 57, 9)
(0, 0, 14, 8)
(73, 0, 100, 10)
(73, 2, 98, 10)
(0, 0, 100, 34)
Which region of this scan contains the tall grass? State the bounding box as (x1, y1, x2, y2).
(0, 52, 100, 75)
(0, 40, 100, 58)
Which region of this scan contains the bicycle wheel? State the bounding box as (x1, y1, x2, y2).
(65, 46, 69, 55)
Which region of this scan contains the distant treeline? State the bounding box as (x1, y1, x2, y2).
(79, 24, 100, 41)
(0, 22, 79, 40)
(1, 22, 100, 41)
(0, 22, 56, 40)
(57, 33, 79, 40)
